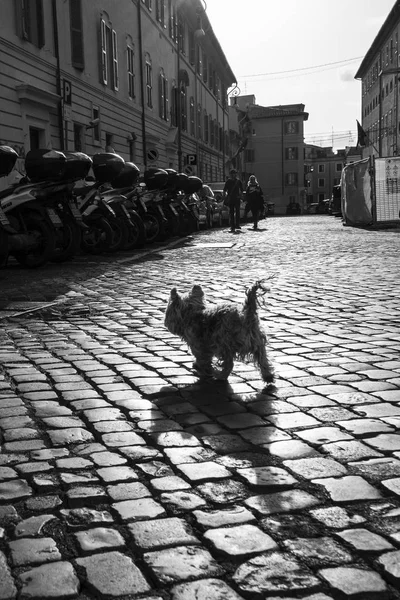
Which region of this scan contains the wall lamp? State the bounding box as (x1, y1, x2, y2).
(194, 0, 207, 38)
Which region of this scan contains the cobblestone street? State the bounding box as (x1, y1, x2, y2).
(1, 214, 400, 599)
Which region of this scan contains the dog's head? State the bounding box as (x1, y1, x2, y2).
(164, 285, 206, 336)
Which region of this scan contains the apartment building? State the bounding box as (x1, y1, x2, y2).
(0, 0, 236, 188)
(304, 145, 346, 204)
(229, 95, 309, 215)
(355, 0, 400, 158)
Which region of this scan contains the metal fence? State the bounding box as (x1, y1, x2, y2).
(373, 156, 400, 224)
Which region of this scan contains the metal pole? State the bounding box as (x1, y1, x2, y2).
(177, 44, 182, 172)
(378, 72, 382, 157)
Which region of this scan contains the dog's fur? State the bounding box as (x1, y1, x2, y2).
(164, 280, 274, 382)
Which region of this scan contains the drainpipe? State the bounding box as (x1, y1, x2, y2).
(137, 1, 147, 169)
(51, 0, 64, 150)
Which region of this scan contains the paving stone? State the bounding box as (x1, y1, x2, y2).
(296, 426, 353, 445)
(120, 445, 163, 461)
(327, 391, 377, 405)
(319, 566, 388, 597)
(382, 477, 400, 496)
(337, 418, 395, 436)
(150, 476, 191, 492)
(313, 475, 382, 502)
(176, 461, 231, 483)
(237, 465, 297, 488)
(283, 536, 353, 566)
(164, 446, 217, 464)
(30, 448, 70, 461)
(41, 416, 84, 429)
(19, 561, 80, 599)
(321, 440, 383, 462)
(48, 428, 94, 445)
(0, 479, 32, 502)
(93, 420, 135, 433)
(160, 490, 207, 511)
(377, 550, 400, 584)
(354, 403, 400, 418)
(91, 451, 127, 467)
(171, 578, 245, 600)
(239, 426, 291, 446)
(283, 457, 347, 479)
(66, 485, 107, 507)
(364, 434, 400, 452)
(128, 517, 199, 549)
(150, 431, 201, 447)
(194, 505, 255, 528)
(3, 439, 45, 452)
(9, 537, 61, 566)
(0, 415, 34, 429)
(60, 507, 114, 528)
(204, 523, 277, 557)
(0, 550, 17, 599)
(14, 514, 57, 538)
(136, 461, 174, 478)
(0, 467, 17, 481)
(196, 480, 248, 504)
(96, 465, 138, 483)
(25, 495, 62, 512)
(288, 395, 335, 408)
(74, 527, 125, 552)
(233, 551, 320, 596)
(143, 545, 224, 584)
(349, 457, 400, 481)
(250, 399, 300, 415)
(112, 498, 166, 521)
(245, 489, 320, 516)
(336, 528, 394, 552)
(265, 412, 321, 429)
(265, 439, 319, 459)
(260, 513, 322, 539)
(76, 551, 150, 596)
(107, 481, 151, 501)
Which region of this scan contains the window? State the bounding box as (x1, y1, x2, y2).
(244, 148, 255, 163)
(16, 0, 44, 48)
(318, 178, 325, 187)
(285, 121, 299, 134)
(168, 0, 177, 41)
(318, 164, 325, 173)
(92, 105, 100, 143)
(188, 30, 195, 65)
(209, 115, 214, 147)
(142, 0, 152, 9)
(73, 123, 85, 152)
(100, 17, 119, 90)
(145, 54, 153, 108)
(333, 177, 341, 186)
(208, 62, 213, 90)
(70, 0, 84, 68)
(159, 69, 168, 120)
(197, 104, 202, 139)
(180, 85, 187, 131)
(285, 173, 298, 185)
(318, 193, 325, 201)
(196, 45, 202, 76)
(285, 147, 298, 160)
(189, 97, 195, 136)
(127, 45, 135, 99)
(202, 52, 208, 83)
(156, 0, 165, 26)
(170, 83, 177, 126)
(177, 12, 185, 53)
(203, 110, 209, 143)
(336, 163, 342, 172)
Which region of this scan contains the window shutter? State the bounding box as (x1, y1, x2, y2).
(100, 19, 107, 84)
(70, 0, 84, 69)
(158, 73, 163, 118)
(112, 29, 119, 90)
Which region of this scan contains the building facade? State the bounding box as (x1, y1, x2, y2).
(355, 1, 400, 158)
(304, 145, 347, 204)
(0, 0, 236, 189)
(229, 96, 309, 215)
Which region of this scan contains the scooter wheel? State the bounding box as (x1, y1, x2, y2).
(81, 217, 113, 254)
(51, 213, 82, 263)
(0, 227, 9, 268)
(13, 213, 56, 268)
(123, 212, 146, 250)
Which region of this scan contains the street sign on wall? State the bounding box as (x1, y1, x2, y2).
(186, 154, 197, 166)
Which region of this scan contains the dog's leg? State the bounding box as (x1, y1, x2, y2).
(214, 355, 234, 380)
(253, 342, 275, 383)
(192, 350, 214, 379)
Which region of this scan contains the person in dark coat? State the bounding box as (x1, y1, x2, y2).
(245, 175, 264, 230)
(223, 169, 244, 232)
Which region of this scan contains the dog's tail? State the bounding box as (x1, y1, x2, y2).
(243, 279, 272, 315)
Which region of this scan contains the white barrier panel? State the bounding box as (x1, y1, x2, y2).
(375, 157, 400, 223)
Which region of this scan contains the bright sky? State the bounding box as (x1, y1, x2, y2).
(205, 0, 395, 150)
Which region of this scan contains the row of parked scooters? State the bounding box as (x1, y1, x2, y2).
(0, 146, 210, 268)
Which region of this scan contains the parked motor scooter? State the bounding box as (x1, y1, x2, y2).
(0, 147, 65, 268)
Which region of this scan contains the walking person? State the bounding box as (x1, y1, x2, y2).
(223, 169, 243, 233)
(246, 174, 264, 230)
